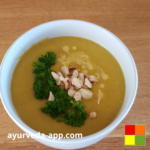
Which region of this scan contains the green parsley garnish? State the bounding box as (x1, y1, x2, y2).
(33, 52, 87, 127)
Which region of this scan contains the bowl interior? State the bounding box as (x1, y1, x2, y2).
(0, 20, 138, 142)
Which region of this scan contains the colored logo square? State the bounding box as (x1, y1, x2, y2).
(135, 125, 145, 135)
(135, 135, 145, 145)
(125, 125, 135, 135)
(125, 135, 135, 145)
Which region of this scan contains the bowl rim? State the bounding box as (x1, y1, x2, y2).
(0, 19, 138, 143)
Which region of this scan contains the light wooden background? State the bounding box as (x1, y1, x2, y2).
(0, 0, 150, 149)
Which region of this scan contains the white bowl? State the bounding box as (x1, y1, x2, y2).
(0, 20, 138, 149)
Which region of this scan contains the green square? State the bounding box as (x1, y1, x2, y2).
(135, 135, 145, 145)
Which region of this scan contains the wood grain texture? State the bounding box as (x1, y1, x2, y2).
(0, 0, 150, 149)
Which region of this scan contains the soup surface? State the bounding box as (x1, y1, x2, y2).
(11, 37, 125, 137)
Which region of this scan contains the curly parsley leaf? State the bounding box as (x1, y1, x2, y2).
(33, 51, 87, 127)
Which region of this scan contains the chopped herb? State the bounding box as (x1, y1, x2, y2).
(64, 101, 87, 127)
(33, 52, 87, 127)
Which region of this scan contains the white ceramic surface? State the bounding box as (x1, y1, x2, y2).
(0, 20, 138, 149)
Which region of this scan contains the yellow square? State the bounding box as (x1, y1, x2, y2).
(125, 135, 135, 145)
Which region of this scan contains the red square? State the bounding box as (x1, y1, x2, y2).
(125, 125, 135, 135)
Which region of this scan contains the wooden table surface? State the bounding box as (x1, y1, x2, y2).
(0, 0, 150, 149)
